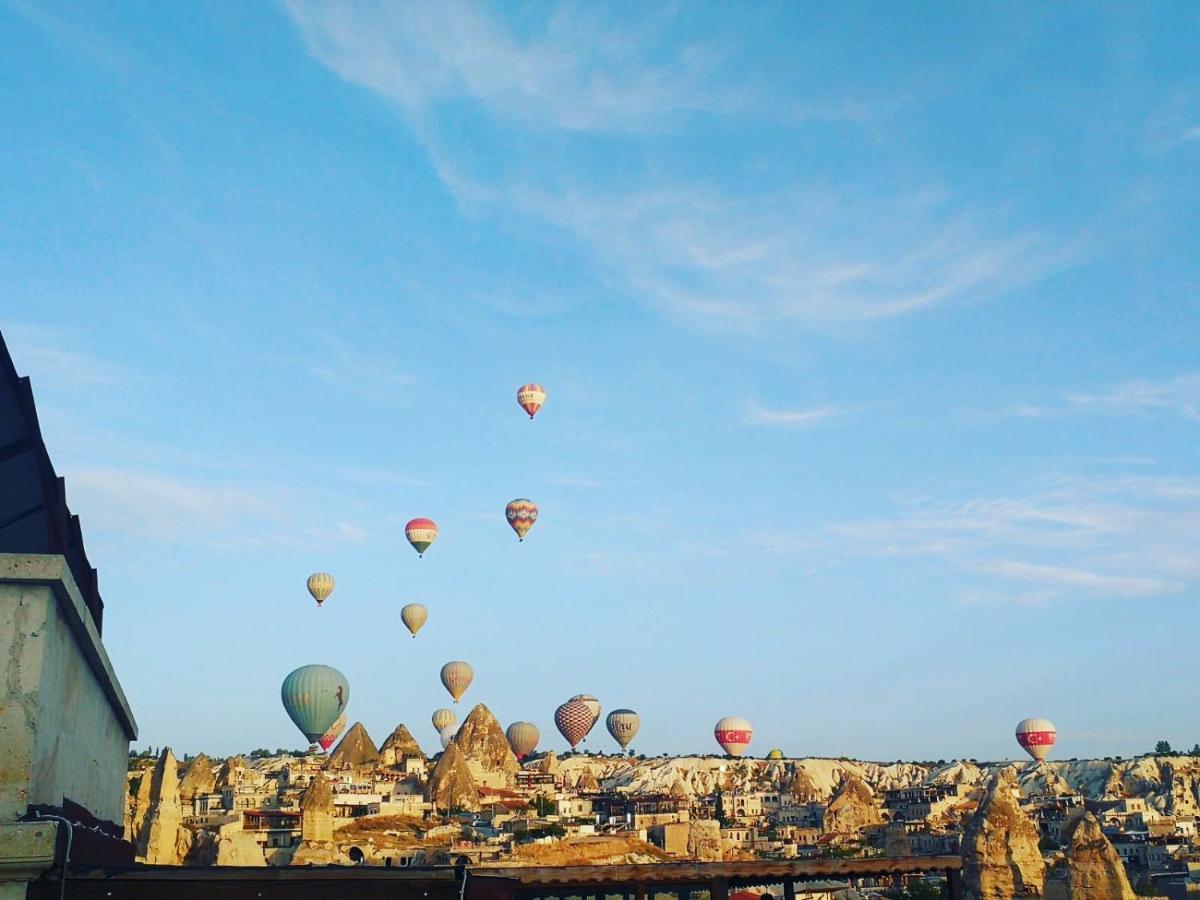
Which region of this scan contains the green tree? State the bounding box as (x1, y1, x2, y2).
(901, 880, 946, 899)
(1155, 740, 1172, 755)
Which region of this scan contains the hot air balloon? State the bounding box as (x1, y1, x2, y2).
(555, 700, 593, 750)
(714, 716, 753, 757)
(281, 664, 349, 743)
(506, 722, 540, 760)
(605, 709, 640, 750)
(401, 603, 428, 638)
(432, 708, 457, 734)
(440, 661, 473, 703)
(1015, 717, 1057, 762)
(766, 748, 784, 760)
(317, 711, 347, 753)
(307, 572, 334, 607)
(405, 518, 438, 557)
(439, 727, 455, 751)
(505, 499, 539, 541)
(569, 694, 602, 732)
(517, 384, 546, 420)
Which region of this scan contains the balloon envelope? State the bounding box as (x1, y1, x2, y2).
(401, 603, 428, 638)
(440, 661, 473, 703)
(506, 721, 540, 759)
(555, 700, 593, 749)
(1015, 717, 1057, 762)
(569, 694, 602, 733)
(766, 748, 784, 760)
(318, 711, 347, 752)
(606, 709, 640, 749)
(439, 727, 455, 750)
(307, 572, 334, 607)
(432, 708, 457, 734)
(281, 665, 349, 743)
(405, 518, 438, 557)
(714, 716, 753, 757)
(517, 384, 546, 419)
(505, 499, 539, 541)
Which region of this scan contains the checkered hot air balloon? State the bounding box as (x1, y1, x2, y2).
(516, 384, 546, 419)
(1015, 717, 1057, 762)
(405, 518, 438, 557)
(505, 499, 539, 541)
(555, 700, 593, 749)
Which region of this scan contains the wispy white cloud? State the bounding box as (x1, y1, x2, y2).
(3, 323, 125, 387)
(976, 371, 1200, 423)
(803, 475, 1200, 601)
(746, 402, 848, 429)
(286, 4, 1072, 333)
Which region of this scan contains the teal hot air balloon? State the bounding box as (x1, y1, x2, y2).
(281, 665, 350, 743)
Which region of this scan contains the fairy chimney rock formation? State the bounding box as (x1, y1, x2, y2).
(380, 723, 425, 766)
(178, 753, 216, 804)
(453, 703, 520, 785)
(327, 721, 380, 768)
(425, 742, 481, 812)
(1063, 812, 1136, 900)
(961, 769, 1045, 899)
(824, 773, 883, 833)
(135, 747, 185, 865)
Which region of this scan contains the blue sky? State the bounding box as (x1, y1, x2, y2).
(2, 1, 1198, 762)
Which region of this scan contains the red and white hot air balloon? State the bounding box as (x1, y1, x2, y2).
(555, 700, 594, 749)
(569, 694, 601, 733)
(317, 711, 347, 753)
(714, 716, 753, 757)
(517, 384, 546, 420)
(1015, 717, 1057, 762)
(405, 518, 438, 557)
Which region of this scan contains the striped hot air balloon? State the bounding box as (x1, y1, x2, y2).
(317, 711, 347, 752)
(506, 721, 540, 759)
(714, 716, 753, 757)
(555, 700, 593, 749)
(605, 709, 640, 750)
(401, 603, 428, 638)
(440, 661, 473, 703)
(307, 572, 335, 607)
(432, 708, 457, 734)
(405, 518, 438, 557)
(505, 499, 539, 541)
(1015, 717, 1057, 762)
(517, 384, 546, 419)
(281, 665, 349, 743)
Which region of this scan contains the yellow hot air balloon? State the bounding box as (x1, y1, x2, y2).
(440, 661, 473, 703)
(307, 572, 335, 607)
(432, 708, 457, 734)
(505, 499, 538, 541)
(401, 603, 428, 638)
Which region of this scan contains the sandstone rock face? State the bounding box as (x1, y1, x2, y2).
(1063, 813, 1135, 900)
(1162, 761, 1200, 817)
(291, 772, 337, 866)
(215, 822, 269, 866)
(787, 766, 820, 803)
(454, 704, 519, 785)
(961, 769, 1044, 899)
(216, 755, 248, 790)
(179, 753, 216, 803)
(687, 819, 722, 861)
(425, 742, 480, 812)
(577, 767, 600, 792)
(380, 724, 425, 765)
(136, 748, 184, 865)
(328, 722, 380, 768)
(537, 751, 561, 777)
(824, 774, 882, 834)
(126, 765, 155, 842)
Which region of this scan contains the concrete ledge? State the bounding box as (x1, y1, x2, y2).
(0, 554, 137, 741)
(0, 821, 58, 882)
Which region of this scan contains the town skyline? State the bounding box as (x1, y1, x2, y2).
(2, 1, 1198, 760)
